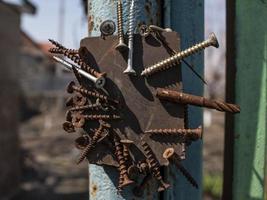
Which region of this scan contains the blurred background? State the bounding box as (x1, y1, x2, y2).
(0, 0, 225, 199)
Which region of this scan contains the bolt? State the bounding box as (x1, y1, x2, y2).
(145, 126, 203, 141)
(156, 88, 240, 113)
(123, 0, 136, 75)
(113, 134, 134, 188)
(62, 121, 75, 133)
(163, 148, 198, 188)
(115, 0, 128, 51)
(100, 20, 116, 37)
(77, 120, 111, 164)
(72, 113, 121, 128)
(75, 135, 90, 150)
(141, 141, 170, 192)
(53, 56, 106, 88)
(141, 32, 219, 76)
(132, 173, 152, 197)
(66, 81, 119, 104)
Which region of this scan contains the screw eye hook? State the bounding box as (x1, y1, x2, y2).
(96, 98, 109, 111)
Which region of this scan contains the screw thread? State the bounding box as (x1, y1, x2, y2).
(117, 0, 124, 43)
(77, 125, 104, 164)
(62, 49, 103, 78)
(141, 141, 170, 191)
(114, 135, 133, 187)
(49, 47, 78, 55)
(128, 0, 135, 42)
(84, 114, 121, 120)
(145, 127, 202, 141)
(48, 39, 66, 49)
(69, 103, 101, 112)
(141, 33, 219, 76)
(213, 100, 240, 113)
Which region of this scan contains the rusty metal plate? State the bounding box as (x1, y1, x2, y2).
(79, 32, 184, 167)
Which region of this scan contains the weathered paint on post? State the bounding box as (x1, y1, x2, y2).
(87, 0, 161, 199)
(88, 0, 161, 37)
(231, 1, 267, 200)
(163, 1, 203, 199)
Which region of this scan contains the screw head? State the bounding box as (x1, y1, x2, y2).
(62, 121, 75, 133)
(72, 113, 85, 128)
(66, 81, 76, 93)
(100, 20, 116, 37)
(73, 94, 87, 106)
(75, 135, 90, 150)
(163, 148, 174, 159)
(208, 32, 219, 48)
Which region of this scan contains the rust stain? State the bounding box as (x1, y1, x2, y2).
(88, 15, 94, 33)
(90, 182, 98, 198)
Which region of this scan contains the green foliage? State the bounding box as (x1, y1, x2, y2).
(203, 173, 223, 198)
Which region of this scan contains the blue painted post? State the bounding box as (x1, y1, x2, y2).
(87, 1, 162, 199)
(164, 1, 203, 200)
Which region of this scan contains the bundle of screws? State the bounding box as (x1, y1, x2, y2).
(47, 0, 241, 196)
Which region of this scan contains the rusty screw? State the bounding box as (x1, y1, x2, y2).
(156, 88, 240, 113)
(72, 113, 120, 128)
(65, 101, 107, 121)
(113, 135, 134, 188)
(74, 135, 90, 150)
(77, 120, 111, 164)
(62, 121, 75, 133)
(49, 47, 78, 55)
(120, 139, 133, 164)
(141, 33, 219, 76)
(66, 81, 119, 104)
(65, 94, 87, 107)
(145, 126, 203, 141)
(115, 0, 128, 51)
(141, 141, 170, 192)
(62, 49, 106, 78)
(163, 148, 198, 188)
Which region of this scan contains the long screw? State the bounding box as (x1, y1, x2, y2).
(77, 120, 111, 164)
(132, 173, 152, 197)
(113, 134, 134, 188)
(141, 33, 219, 76)
(163, 148, 198, 188)
(141, 141, 170, 192)
(66, 81, 119, 104)
(115, 0, 128, 51)
(62, 49, 106, 78)
(72, 113, 121, 128)
(156, 88, 240, 113)
(123, 0, 136, 75)
(53, 56, 106, 88)
(65, 103, 103, 122)
(145, 126, 202, 141)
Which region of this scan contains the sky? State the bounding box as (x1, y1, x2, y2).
(4, 0, 87, 48)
